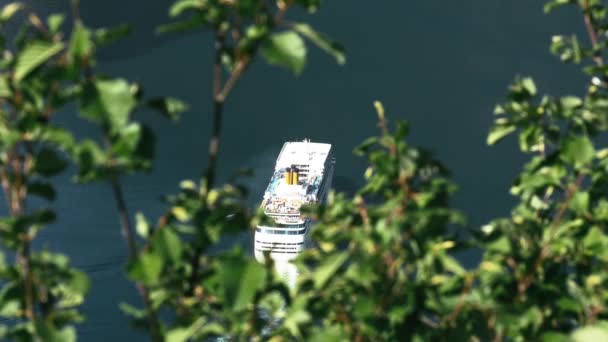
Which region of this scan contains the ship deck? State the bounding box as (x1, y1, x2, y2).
(260, 141, 331, 219)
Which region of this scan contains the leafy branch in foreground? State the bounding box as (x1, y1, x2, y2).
(463, 0, 608, 339)
(160, 0, 345, 189)
(0, 3, 88, 340)
(284, 102, 467, 341)
(64, 1, 188, 341)
(6, 0, 608, 340)
(114, 1, 345, 340)
(123, 180, 292, 340)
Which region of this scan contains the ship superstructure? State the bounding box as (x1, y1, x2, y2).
(254, 140, 334, 263)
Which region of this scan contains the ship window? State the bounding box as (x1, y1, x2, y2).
(256, 227, 307, 235)
(276, 222, 306, 228)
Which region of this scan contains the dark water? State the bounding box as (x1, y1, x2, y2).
(7, 1, 590, 339)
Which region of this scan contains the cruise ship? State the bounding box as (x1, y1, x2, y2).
(254, 140, 335, 264)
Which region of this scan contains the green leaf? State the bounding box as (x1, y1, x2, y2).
(14, 40, 64, 82)
(544, 0, 573, 13)
(79, 79, 137, 132)
(198, 322, 225, 336)
(94, 24, 132, 47)
(0, 2, 24, 23)
(487, 235, 511, 254)
(354, 136, 379, 156)
(292, 23, 345, 65)
(75, 139, 106, 182)
(556, 297, 581, 314)
(56, 270, 90, 308)
(156, 16, 206, 34)
(34, 321, 76, 342)
(441, 254, 465, 275)
(593, 199, 608, 221)
(127, 251, 163, 286)
(166, 327, 192, 342)
(27, 208, 57, 227)
(42, 127, 76, 152)
(69, 23, 93, 62)
(119, 302, 146, 319)
(169, 0, 206, 17)
(133, 124, 156, 166)
(295, 0, 322, 12)
(218, 253, 266, 311)
(28, 181, 56, 201)
(0, 75, 11, 98)
(569, 191, 589, 214)
(560, 135, 594, 168)
(112, 123, 141, 157)
(309, 325, 347, 342)
(353, 296, 375, 319)
(560, 96, 582, 110)
(261, 31, 307, 75)
(0, 285, 22, 317)
(583, 227, 608, 255)
(232, 262, 265, 311)
(171, 206, 190, 222)
(147, 97, 189, 121)
(47, 14, 65, 34)
(521, 77, 537, 96)
(519, 125, 541, 152)
(153, 228, 182, 263)
(34, 148, 68, 177)
(235, 0, 262, 18)
(283, 296, 311, 338)
(540, 332, 569, 342)
(135, 212, 150, 238)
(67, 269, 90, 295)
(314, 252, 348, 288)
(487, 124, 516, 145)
(572, 325, 608, 342)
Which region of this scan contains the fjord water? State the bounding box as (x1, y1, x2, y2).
(13, 1, 588, 339)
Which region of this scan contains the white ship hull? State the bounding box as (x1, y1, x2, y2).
(254, 140, 334, 265)
(253, 226, 312, 263)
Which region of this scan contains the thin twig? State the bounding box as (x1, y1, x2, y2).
(204, 30, 227, 190)
(2, 145, 35, 321)
(0, 169, 11, 214)
(7, 146, 36, 321)
(71, 0, 81, 23)
(274, 0, 293, 24)
(110, 174, 163, 342)
(218, 58, 249, 102)
(188, 29, 228, 296)
(110, 174, 138, 258)
(582, 0, 604, 67)
(67, 0, 162, 334)
(446, 273, 475, 324)
(537, 172, 586, 264)
(19, 238, 35, 320)
(519, 172, 587, 294)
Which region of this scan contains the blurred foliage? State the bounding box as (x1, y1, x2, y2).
(0, 2, 90, 340)
(158, 0, 345, 76)
(289, 102, 468, 341)
(2, 0, 608, 341)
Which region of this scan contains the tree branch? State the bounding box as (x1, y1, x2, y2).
(218, 58, 249, 103)
(110, 174, 138, 258)
(204, 30, 227, 191)
(582, 0, 604, 67)
(519, 172, 587, 294)
(110, 173, 163, 342)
